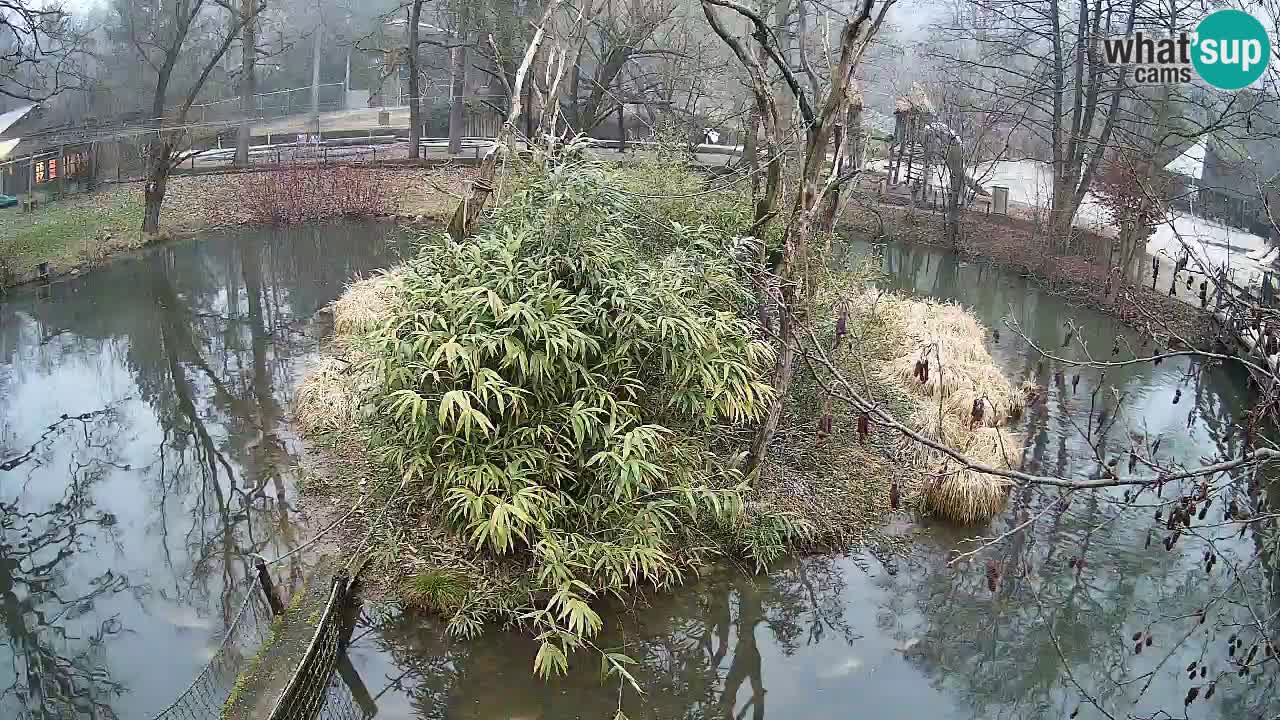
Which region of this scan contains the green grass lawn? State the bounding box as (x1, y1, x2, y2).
(0, 188, 145, 287)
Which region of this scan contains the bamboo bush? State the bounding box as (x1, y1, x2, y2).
(356, 156, 786, 673)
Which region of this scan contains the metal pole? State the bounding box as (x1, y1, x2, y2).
(344, 52, 351, 109)
(311, 17, 322, 136)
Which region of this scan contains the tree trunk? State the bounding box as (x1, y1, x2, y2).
(743, 105, 759, 198)
(447, 0, 561, 240)
(944, 140, 964, 246)
(407, 2, 423, 160)
(568, 63, 581, 131)
(310, 20, 322, 134)
(1050, 180, 1078, 255)
(848, 98, 864, 171)
(749, 279, 797, 467)
(447, 44, 467, 155)
(772, 0, 795, 131)
(142, 141, 172, 234)
(235, 0, 257, 167)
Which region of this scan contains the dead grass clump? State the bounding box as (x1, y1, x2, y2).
(876, 293, 1026, 524)
(295, 355, 372, 434)
(332, 273, 400, 337)
(922, 472, 1013, 525)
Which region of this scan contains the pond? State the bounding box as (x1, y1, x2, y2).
(0, 222, 412, 719)
(342, 240, 1278, 720)
(1, 228, 1275, 719)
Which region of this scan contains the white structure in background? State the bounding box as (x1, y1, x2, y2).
(1156, 137, 1272, 277)
(1164, 138, 1206, 181)
(0, 104, 36, 160)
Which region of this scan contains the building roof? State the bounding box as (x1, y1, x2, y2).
(894, 83, 933, 115)
(0, 104, 36, 138)
(1164, 138, 1206, 180)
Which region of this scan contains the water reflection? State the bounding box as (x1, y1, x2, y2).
(0, 222, 409, 718)
(351, 241, 1279, 720)
(348, 556, 876, 720)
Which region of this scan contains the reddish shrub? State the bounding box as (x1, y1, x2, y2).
(234, 165, 400, 224)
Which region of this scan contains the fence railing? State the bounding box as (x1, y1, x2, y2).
(150, 563, 372, 720)
(266, 571, 369, 720)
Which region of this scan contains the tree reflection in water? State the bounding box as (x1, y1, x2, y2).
(0, 409, 131, 719)
(354, 556, 858, 720)
(0, 222, 409, 718)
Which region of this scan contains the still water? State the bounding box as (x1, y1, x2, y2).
(343, 241, 1278, 719)
(0, 223, 411, 718)
(1, 228, 1275, 719)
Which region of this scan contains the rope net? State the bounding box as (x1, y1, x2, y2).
(150, 585, 274, 720)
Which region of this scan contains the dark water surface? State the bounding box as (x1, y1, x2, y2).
(342, 241, 1279, 720)
(0, 222, 410, 718)
(3, 228, 1276, 720)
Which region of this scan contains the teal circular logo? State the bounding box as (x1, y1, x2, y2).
(1193, 9, 1271, 90)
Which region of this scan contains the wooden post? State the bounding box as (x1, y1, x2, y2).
(255, 557, 285, 615)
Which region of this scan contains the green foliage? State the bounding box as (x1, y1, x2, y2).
(616, 155, 753, 244)
(403, 570, 472, 613)
(0, 191, 143, 283)
(737, 513, 814, 572)
(361, 156, 775, 674)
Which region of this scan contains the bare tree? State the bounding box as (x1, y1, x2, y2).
(234, 0, 258, 167)
(924, 78, 1021, 247)
(929, 0, 1136, 252)
(0, 1, 86, 101)
(120, 0, 266, 233)
(700, 0, 892, 470)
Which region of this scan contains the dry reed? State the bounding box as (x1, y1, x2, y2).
(873, 293, 1027, 524)
(332, 273, 400, 337)
(296, 273, 401, 433)
(295, 355, 375, 433)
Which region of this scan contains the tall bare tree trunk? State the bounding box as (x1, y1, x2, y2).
(944, 140, 964, 246)
(235, 0, 257, 167)
(447, 44, 467, 155)
(743, 105, 759, 198)
(407, 1, 423, 160)
(848, 93, 864, 171)
(447, 0, 562, 240)
(143, 64, 174, 235)
(568, 63, 581, 131)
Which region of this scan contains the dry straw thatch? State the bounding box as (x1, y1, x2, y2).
(296, 355, 370, 434)
(332, 272, 400, 336)
(874, 294, 1027, 524)
(296, 273, 401, 433)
